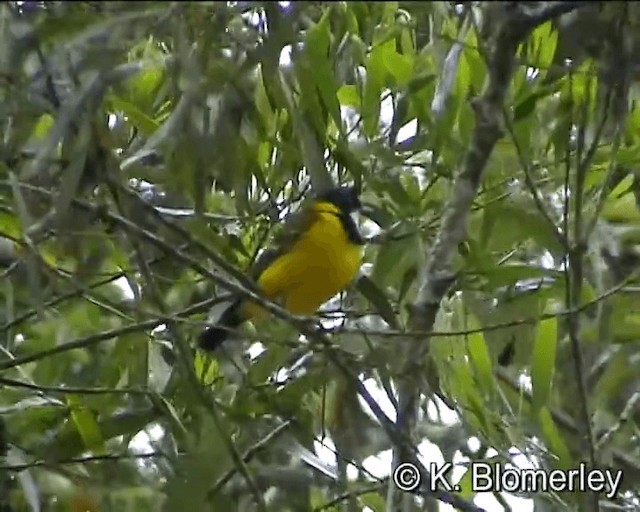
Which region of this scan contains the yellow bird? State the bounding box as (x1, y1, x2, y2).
(198, 186, 365, 351)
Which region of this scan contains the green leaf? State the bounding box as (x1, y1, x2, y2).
(254, 68, 275, 135)
(0, 210, 21, 240)
(464, 29, 485, 92)
(305, 10, 342, 130)
(455, 463, 477, 499)
(35, 9, 104, 44)
(359, 490, 386, 511)
(154, 395, 188, 438)
(602, 192, 640, 223)
(148, 340, 172, 392)
(625, 108, 640, 143)
(457, 98, 475, 148)
(611, 313, 640, 343)
(112, 333, 148, 388)
(337, 84, 360, 108)
(55, 119, 91, 229)
(601, 175, 640, 223)
(40, 408, 155, 460)
(458, 368, 493, 435)
(194, 349, 219, 385)
(454, 44, 470, 100)
(474, 264, 560, 291)
(538, 407, 572, 470)
(9, 448, 40, 511)
(384, 50, 413, 87)
(371, 233, 420, 290)
(280, 71, 331, 189)
(363, 40, 398, 137)
(164, 415, 231, 510)
(107, 94, 160, 136)
(531, 307, 558, 412)
(124, 64, 164, 113)
(444, 337, 495, 437)
(8, 172, 44, 320)
(399, 22, 415, 56)
(467, 329, 494, 397)
(591, 349, 635, 403)
(295, 61, 327, 137)
(66, 394, 106, 455)
(528, 21, 557, 76)
(247, 343, 288, 384)
(562, 59, 598, 114)
(484, 199, 564, 256)
(357, 275, 398, 328)
(31, 114, 55, 140)
(513, 89, 544, 121)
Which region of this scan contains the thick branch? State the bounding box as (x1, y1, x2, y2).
(390, 1, 588, 509)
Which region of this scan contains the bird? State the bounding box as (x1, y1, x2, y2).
(198, 186, 365, 351)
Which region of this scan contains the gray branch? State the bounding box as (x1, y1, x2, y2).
(389, 1, 589, 509)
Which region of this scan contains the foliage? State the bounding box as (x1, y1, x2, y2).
(1, 2, 639, 511)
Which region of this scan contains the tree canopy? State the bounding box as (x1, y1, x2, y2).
(1, 2, 640, 511)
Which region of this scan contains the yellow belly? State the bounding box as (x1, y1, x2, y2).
(245, 211, 362, 319)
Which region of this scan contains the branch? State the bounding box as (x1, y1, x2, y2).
(563, 57, 612, 512)
(342, 263, 640, 341)
(502, 109, 566, 250)
(431, 15, 471, 120)
(515, 2, 589, 29)
(0, 237, 194, 335)
(0, 181, 274, 319)
(313, 484, 385, 512)
(0, 295, 221, 372)
(390, 0, 588, 509)
(106, 192, 269, 512)
(0, 318, 159, 371)
(210, 420, 293, 495)
(496, 368, 640, 485)
(0, 187, 483, 509)
(312, 340, 484, 511)
(0, 452, 163, 472)
(106, 177, 256, 289)
(0, 377, 152, 396)
(595, 391, 640, 452)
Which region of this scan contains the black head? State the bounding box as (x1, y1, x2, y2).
(316, 186, 361, 214)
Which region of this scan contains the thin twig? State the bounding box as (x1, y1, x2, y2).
(210, 420, 292, 494)
(0, 296, 223, 372)
(565, 55, 613, 512)
(0, 377, 153, 396)
(0, 242, 192, 334)
(115, 186, 269, 512)
(313, 483, 386, 512)
(594, 392, 640, 451)
(0, 318, 159, 371)
(340, 267, 640, 338)
(496, 368, 640, 482)
(0, 451, 164, 472)
(502, 108, 566, 249)
(390, 3, 588, 510)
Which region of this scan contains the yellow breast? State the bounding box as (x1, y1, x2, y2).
(254, 207, 362, 317)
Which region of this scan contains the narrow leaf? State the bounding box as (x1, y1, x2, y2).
(357, 275, 398, 328)
(531, 310, 558, 412)
(468, 330, 494, 397)
(55, 120, 91, 229)
(8, 172, 44, 320)
(538, 407, 572, 469)
(107, 94, 160, 135)
(66, 395, 106, 455)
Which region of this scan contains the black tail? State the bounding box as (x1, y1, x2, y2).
(198, 302, 244, 351)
